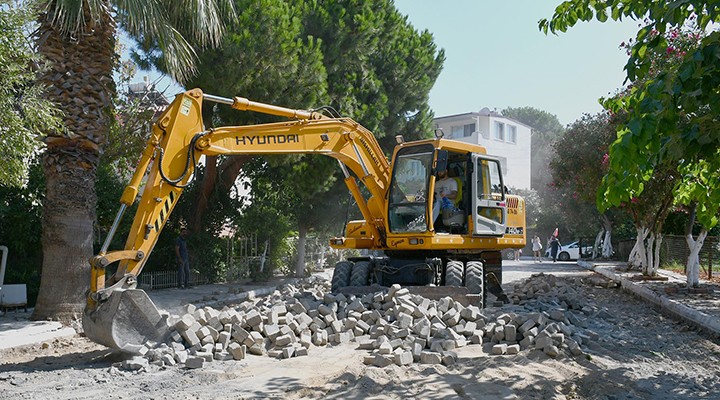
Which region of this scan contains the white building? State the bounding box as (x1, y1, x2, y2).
(433, 108, 532, 190)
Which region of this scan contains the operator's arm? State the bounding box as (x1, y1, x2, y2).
(439, 179, 458, 200)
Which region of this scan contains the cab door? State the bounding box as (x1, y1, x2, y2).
(470, 154, 506, 236)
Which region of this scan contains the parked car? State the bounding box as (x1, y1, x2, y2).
(545, 241, 592, 261)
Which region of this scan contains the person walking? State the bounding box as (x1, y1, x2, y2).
(549, 236, 560, 263)
(175, 228, 190, 289)
(532, 235, 543, 263)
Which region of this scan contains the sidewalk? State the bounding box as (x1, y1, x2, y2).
(578, 260, 720, 337)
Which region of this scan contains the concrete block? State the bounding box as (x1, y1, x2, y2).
(196, 351, 213, 362)
(504, 325, 517, 342)
(441, 351, 457, 366)
(275, 334, 293, 347)
(227, 342, 246, 360)
(420, 351, 443, 364)
(214, 351, 233, 361)
(184, 356, 204, 369)
(397, 313, 413, 329)
(267, 349, 283, 358)
(218, 331, 231, 350)
(535, 336, 553, 350)
(519, 335, 534, 349)
(181, 329, 201, 347)
(544, 345, 560, 357)
(469, 331, 484, 344)
(263, 324, 280, 340)
(248, 343, 265, 356)
(492, 343, 508, 355)
(506, 344, 520, 355)
(373, 354, 395, 368)
(282, 346, 295, 359)
(174, 350, 188, 364)
(245, 309, 263, 327)
(395, 351, 413, 366)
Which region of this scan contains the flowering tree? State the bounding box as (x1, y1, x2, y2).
(541, 2, 717, 279)
(549, 112, 621, 259)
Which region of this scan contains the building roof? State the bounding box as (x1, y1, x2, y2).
(433, 109, 534, 130)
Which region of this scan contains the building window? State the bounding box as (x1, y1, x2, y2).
(463, 123, 474, 137)
(507, 125, 517, 144)
(450, 123, 475, 139)
(494, 122, 505, 141)
(450, 125, 463, 139)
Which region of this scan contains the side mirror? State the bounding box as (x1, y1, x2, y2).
(434, 150, 448, 177)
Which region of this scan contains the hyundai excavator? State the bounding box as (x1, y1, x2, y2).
(83, 88, 526, 352)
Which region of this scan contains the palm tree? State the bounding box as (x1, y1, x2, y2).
(32, 0, 234, 322)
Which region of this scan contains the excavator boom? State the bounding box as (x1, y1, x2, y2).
(84, 89, 395, 351)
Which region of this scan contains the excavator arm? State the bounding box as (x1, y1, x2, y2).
(83, 89, 393, 351)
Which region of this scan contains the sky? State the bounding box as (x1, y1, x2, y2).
(392, 0, 640, 125)
(138, 1, 641, 127)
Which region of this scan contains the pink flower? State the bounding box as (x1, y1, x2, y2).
(666, 47, 674, 54)
(631, 197, 639, 204)
(602, 153, 610, 165)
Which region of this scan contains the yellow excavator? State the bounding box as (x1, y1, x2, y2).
(83, 89, 526, 352)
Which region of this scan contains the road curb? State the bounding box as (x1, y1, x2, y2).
(578, 260, 720, 337)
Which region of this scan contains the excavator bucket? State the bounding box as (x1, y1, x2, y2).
(82, 288, 170, 353)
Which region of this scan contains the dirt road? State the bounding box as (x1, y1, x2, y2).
(1, 263, 719, 399)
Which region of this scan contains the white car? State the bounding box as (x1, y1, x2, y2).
(545, 241, 591, 261)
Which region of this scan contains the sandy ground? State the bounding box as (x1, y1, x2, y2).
(1, 268, 720, 399)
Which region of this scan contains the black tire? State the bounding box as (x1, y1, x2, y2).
(350, 260, 371, 287)
(445, 261, 463, 286)
(331, 261, 353, 292)
(465, 261, 484, 296)
(558, 252, 570, 261)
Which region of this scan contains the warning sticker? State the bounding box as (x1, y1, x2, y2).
(180, 98, 192, 116)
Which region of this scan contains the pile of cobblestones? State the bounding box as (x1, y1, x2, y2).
(122, 273, 603, 370)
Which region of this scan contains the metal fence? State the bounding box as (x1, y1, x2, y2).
(613, 235, 718, 279)
(660, 235, 718, 279)
(225, 233, 268, 282)
(137, 269, 207, 290)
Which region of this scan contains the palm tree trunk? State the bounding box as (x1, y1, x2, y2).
(32, 2, 116, 322)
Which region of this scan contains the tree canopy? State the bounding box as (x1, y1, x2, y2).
(167, 0, 445, 275)
(0, 2, 60, 186)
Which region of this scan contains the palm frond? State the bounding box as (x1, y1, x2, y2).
(40, 0, 107, 35)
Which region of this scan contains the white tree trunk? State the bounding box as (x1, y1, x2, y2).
(602, 228, 614, 258)
(295, 226, 307, 277)
(686, 229, 708, 288)
(644, 233, 656, 276)
(600, 214, 614, 259)
(648, 233, 662, 276)
(628, 226, 649, 269)
(593, 229, 604, 259)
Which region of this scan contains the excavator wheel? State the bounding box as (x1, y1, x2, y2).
(465, 261, 484, 307)
(331, 261, 353, 292)
(349, 260, 371, 287)
(83, 289, 170, 353)
(445, 261, 464, 286)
